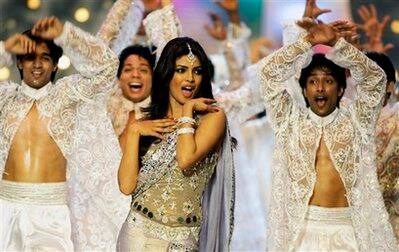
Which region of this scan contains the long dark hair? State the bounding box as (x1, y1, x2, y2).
(146, 37, 214, 120)
(140, 37, 215, 159)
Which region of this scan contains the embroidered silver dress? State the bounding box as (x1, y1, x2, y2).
(118, 126, 235, 251)
(259, 36, 398, 251)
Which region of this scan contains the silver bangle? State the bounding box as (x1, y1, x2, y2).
(176, 117, 196, 126)
(177, 127, 195, 135)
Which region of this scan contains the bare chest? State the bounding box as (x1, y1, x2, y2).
(4, 104, 66, 182)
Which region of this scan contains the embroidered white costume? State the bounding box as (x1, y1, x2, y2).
(70, 4, 182, 247)
(259, 36, 398, 251)
(376, 103, 399, 239)
(0, 21, 128, 251)
(103, 1, 182, 134)
(66, 1, 147, 249)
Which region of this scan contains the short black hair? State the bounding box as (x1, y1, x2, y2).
(365, 52, 396, 83)
(16, 29, 63, 82)
(299, 53, 347, 106)
(117, 45, 156, 79)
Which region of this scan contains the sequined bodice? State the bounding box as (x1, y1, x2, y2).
(133, 136, 217, 227)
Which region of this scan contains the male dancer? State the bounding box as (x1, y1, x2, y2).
(0, 16, 122, 250)
(260, 18, 398, 250)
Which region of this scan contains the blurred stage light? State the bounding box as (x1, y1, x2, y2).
(391, 20, 399, 34)
(27, 0, 41, 10)
(0, 67, 11, 81)
(74, 7, 90, 23)
(58, 55, 71, 70)
(5, 19, 17, 30)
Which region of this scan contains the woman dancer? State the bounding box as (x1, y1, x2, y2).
(117, 37, 235, 251)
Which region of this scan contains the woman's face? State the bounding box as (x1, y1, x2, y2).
(169, 54, 203, 105)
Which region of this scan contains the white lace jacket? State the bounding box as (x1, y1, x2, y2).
(66, 1, 140, 250)
(376, 103, 399, 239)
(143, 3, 182, 60)
(0, 21, 129, 252)
(259, 37, 398, 251)
(66, 2, 182, 249)
(105, 1, 182, 135)
(0, 21, 117, 169)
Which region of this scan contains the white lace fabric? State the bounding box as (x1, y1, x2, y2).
(97, 0, 136, 46)
(0, 21, 131, 251)
(376, 103, 399, 239)
(259, 37, 398, 251)
(143, 4, 182, 60)
(0, 21, 117, 169)
(107, 85, 151, 136)
(99, 0, 145, 56)
(215, 63, 265, 124)
(0, 180, 67, 205)
(67, 1, 182, 249)
(105, 1, 181, 135)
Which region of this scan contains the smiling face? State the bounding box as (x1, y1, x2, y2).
(303, 67, 343, 117)
(17, 42, 57, 89)
(169, 54, 203, 105)
(118, 54, 152, 103)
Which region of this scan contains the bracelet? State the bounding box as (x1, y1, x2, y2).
(176, 117, 197, 126)
(177, 127, 195, 135)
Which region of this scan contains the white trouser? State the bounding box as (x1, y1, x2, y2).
(0, 180, 74, 251)
(295, 205, 359, 252)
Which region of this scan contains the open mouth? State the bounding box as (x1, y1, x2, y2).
(128, 82, 143, 93)
(314, 96, 327, 108)
(32, 70, 43, 78)
(181, 85, 195, 98)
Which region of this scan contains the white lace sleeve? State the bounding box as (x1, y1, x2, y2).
(326, 38, 387, 134)
(0, 41, 13, 68)
(143, 4, 182, 59)
(282, 20, 306, 46)
(218, 22, 252, 92)
(282, 20, 308, 108)
(68, 94, 130, 251)
(111, 0, 145, 56)
(216, 63, 264, 123)
(53, 21, 118, 100)
(97, 0, 133, 45)
(226, 22, 251, 71)
(259, 37, 312, 131)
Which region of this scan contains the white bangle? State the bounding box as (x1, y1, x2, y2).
(176, 117, 196, 126)
(177, 127, 195, 135)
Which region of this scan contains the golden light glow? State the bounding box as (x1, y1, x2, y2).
(0, 67, 11, 81)
(58, 55, 71, 70)
(391, 20, 399, 34)
(74, 7, 90, 23)
(27, 0, 41, 10)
